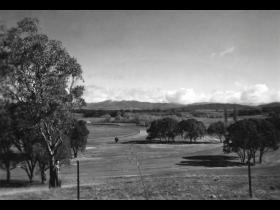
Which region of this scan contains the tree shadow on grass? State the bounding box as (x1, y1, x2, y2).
(0, 180, 42, 188)
(121, 140, 217, 145)
(176, 155, 244, 168)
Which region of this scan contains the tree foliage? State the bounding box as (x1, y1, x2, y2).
(147, 118, 206, 143)
(176, 119, 206, 142)
(147, 118, 178, 142)
(224, 119, 279, 164)
(0, 18, 85, 187)
(207, 121, 226, 143)
(69, 120, 89, 158)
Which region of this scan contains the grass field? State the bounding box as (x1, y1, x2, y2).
(2, 174, 279, 200)
(0, 123, 280, 200)
(87, 124, 139, 142)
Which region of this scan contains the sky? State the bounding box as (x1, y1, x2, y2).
(1, 10, 280, 105)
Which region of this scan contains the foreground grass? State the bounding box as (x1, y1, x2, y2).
(1, 174, 280, 200)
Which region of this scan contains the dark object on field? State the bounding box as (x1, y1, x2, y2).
(115, 137, 119, 143)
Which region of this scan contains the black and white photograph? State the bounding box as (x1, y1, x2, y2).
(0, 10, 280, 200)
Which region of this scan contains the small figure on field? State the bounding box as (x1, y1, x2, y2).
(115, 136, 119, 143)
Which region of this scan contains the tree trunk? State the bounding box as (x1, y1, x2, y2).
(40, 123, 62, 188)
(6, 167, 11, 183)
(259, 154, 263, 164)
(49, 155, 58, 188)
(28, 173, 34, 183)
(73, 148, 78, 158)
(238, 151, 243, 163)
(41, 170, 46, 184)
(241, 153, 245, 163)
(39, 163, 47, 184)
(241, 150, 246, 164)
(23, 161, 37, 183)
(259, 149, 264, 164)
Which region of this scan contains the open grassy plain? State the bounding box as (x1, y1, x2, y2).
(0, 122, 280, 200)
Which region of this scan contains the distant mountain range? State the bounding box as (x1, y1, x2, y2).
(85, 100, 184, 110)
(84, 100, 280, 111)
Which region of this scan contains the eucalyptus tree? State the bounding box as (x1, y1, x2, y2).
(252, 119, 279, 164)
(224, 118, 279, 197)
(224, 118, 278, 164)
(146, 119, 160, 141)
(146, 118, 178, 142)
(0, 18, 85, 188)
(207, 121, 226, 143)
(176, 119, 206, 142)
(69, 120, 89, 158)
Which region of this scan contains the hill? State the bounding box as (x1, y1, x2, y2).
(171, 103, 255, 111)
(258, 102, 280, 108)
(85, 100, 255, 111)
(85, 100, 184, 110)
(259, 102, 280, 114)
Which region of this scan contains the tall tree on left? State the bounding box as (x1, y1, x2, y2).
(0, 18, 85, 188)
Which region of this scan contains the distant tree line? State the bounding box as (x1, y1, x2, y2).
(75, 106, 268, 121)
(75, 108, 179, 118)
(0, 101, 89, 185)
(146, 118, 208, 143)
(229, 108, 262, 117)
(262, 106, 280, 117)
(146, 118, 230, 144)
(146, 116, 280, 166)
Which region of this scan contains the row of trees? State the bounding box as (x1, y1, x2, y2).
(146, 116, 280, 166)
(146, 118, 223, 142)
(0, 103, 89, 184)
(146, 118, 179, 141)
(0, 18, 88, 187)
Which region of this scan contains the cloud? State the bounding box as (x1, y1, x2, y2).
(220, 46, 235, 56)
(84, 85, 166, 103)
(210, 90, 241, 104)
(165, 88, 208, 104)
(84, 84, 280, 105)
(211, 46, 235, 58)
(240, 84, 270, 104)
(166, 84, 280, 105)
